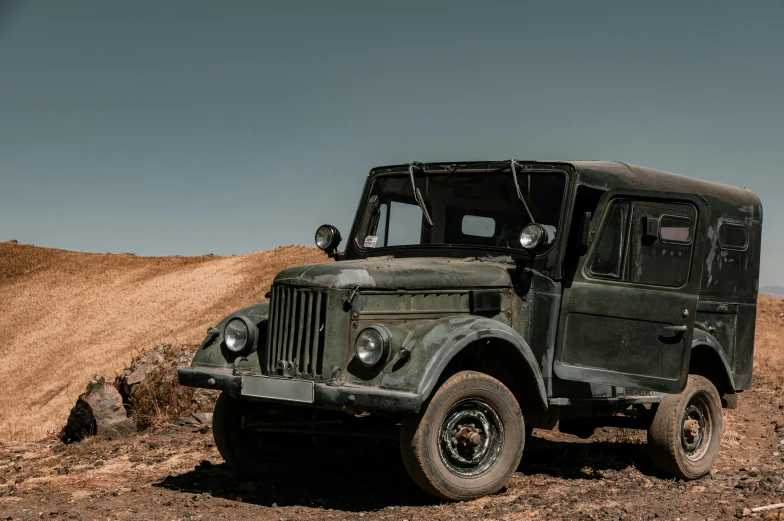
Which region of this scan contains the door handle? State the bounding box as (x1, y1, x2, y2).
(662, 325, 688, 332)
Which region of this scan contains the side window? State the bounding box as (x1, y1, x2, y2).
(629, 202, 697, 287)
(587, 200, 697, 288)
(659, 215, 693, 244)
(718, 222, 748, 251)
(590, 202, 630, 279)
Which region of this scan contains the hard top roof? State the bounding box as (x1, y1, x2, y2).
(370, 160, 761, 210)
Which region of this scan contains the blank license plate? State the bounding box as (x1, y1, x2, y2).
(240, 375, 314, 403)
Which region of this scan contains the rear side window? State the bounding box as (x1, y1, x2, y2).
(718, 222, 748, 251)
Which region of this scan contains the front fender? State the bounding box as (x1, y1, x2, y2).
(191, 302, 270, 369)
(394, 316, 548, 411)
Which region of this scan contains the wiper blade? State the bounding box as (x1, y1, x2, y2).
(409, 163, 434, 226)
(510, 160, 536, 223)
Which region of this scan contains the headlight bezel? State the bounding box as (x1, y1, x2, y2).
(354, 325, 391, 367)
(315, 224, 342, 252)
(223, 316, 257, 354)
(519, 223, 546, 250)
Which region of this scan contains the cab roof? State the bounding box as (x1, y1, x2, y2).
(370, 160, 761, 215)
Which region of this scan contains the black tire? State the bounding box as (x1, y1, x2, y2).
(647, 375, 723, 479)
(212, 392, 307, 477)
(400, 371, 524, 501)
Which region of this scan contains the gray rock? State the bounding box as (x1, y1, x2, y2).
(59, 376, 136, 443)
(191, 412, 213, 424)
(115, 343, 173, 402)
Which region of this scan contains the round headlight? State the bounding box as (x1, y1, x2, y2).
(224, 318, 250, 353)
(355, 326, 390, 366)
(315, 224, 341, 252)
(519, 223, 545, 250)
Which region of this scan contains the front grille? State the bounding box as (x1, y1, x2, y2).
(266, 285, 327, 378)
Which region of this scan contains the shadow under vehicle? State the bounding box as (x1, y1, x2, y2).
(179, 160, 762, 500)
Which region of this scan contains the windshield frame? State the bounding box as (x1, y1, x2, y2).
(346, 165, 572, 263)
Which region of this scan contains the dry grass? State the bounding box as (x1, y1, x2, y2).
(0, 242, 327, 441)
(753, 294, 784, 394)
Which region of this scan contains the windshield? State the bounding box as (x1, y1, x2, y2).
(356, 170, 566, 252)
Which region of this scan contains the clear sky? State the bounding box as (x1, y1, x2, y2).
(1, 1, 782, 286)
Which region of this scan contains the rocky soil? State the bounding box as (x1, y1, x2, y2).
(2, 375, 783, 521)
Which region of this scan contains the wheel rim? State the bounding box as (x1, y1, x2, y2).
(680, 394, 712, 461)
(437, 397, 504, 478)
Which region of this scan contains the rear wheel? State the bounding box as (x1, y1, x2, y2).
(647, 375, 723, 479)
(400, 371, 524, 500)
(212, 392, 308, 477)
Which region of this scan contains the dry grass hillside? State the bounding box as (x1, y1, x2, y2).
(754, 294, 784, 393)
(0, 241, 327, 441)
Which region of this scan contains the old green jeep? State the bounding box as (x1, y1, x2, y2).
(179, 160, 762, 500)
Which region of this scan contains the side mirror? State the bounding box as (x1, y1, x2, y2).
(315, 224, 342, 259)
(519, 223, 547, 250)
(579, 211, 593, 251)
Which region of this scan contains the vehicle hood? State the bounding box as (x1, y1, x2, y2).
(273, 257, 514, 290)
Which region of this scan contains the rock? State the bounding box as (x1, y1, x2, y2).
(115, 344, 174, 403)
(742, 507, 752, 517)
(191, 412, 213, 424)
(59, 376, 136, 443)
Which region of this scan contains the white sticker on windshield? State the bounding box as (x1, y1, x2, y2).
(364, 235, 378, 248)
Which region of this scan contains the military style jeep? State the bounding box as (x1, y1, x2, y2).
(179, 161, 762, 500)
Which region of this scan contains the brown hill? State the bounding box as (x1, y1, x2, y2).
(0, 241, 327, 441)
(1, 240, 782, 442)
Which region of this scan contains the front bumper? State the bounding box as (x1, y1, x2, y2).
(178, 366, 421, 414)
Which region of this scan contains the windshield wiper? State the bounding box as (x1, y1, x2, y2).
(510, 160, 536, 223)
(409, 162, 434, 226)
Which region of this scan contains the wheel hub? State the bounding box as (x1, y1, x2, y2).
(454, 424, 482, 447)
(680, 399, 710, 459)
(438, 398, 504, 478)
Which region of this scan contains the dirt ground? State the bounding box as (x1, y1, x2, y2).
(2, 375, 783, 521)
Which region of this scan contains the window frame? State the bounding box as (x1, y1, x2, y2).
(351, 169, 570, 257)
(583, 198, 699, 289)
(587, 200, 630, 281)
(717, 221, 749, 252)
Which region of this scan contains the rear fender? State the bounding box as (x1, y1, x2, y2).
(691, 328, 737, 405)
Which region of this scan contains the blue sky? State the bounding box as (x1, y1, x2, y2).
(0, 1, 782, 286)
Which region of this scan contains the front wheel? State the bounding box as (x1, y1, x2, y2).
(647, 375, 723, 479)
(400, 371, 524, 500)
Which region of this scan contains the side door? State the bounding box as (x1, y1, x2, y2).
(553, 190, 707, 394)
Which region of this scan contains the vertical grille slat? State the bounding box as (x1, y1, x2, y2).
(281, 286, 292, 361)
(295, 291, 306, 367)
(312, 292, 322, 376)
(266, 285, 328, 378)
(302, 292, 313, 373)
